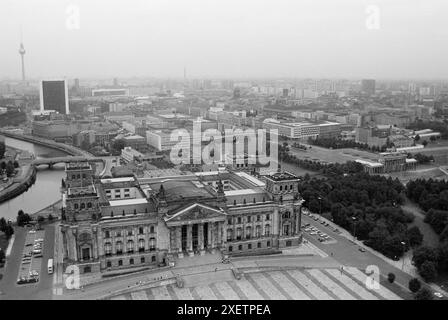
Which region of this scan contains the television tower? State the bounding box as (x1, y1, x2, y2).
(19, 42, 26, 81)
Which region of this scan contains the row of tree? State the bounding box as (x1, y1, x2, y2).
(307, 137, 391, 152)
(299, 173, 423, 259)
(0, 217, 14, 238)
(279, 143, 365, 176)
(406, 179, 448, 212)
(407, 120, 448, 139)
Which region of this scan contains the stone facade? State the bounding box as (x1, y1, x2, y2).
(60, 163, 304, 276)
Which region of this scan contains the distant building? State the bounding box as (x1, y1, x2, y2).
(39, 79, 69, 114)
(361, 79, 376, 95)
(92, 88, 129, 97)
(262, 119, 341, 140)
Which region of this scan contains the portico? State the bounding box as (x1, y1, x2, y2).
(165, 203, 227, 257)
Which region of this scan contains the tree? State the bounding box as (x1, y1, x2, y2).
(419, 260, 438, 282)
(16, 210, 31, 227)
(5, 161, 14, 177)
(0, 161, 6, 170)
(0, 249, 5, 263)
(422, 140, 428, 147)
(13, 160, 19, 168)
(412, 246, 438, 269)
(414, 287, 434, 300)
(37, 216, 45, 224)
(111, 139, 126, 153)
(408, 278, 421, 293)
(387, 273, 396, 283)
(407, 226, 424, 247)
(0, 140, 5, 159)
(414, 134, 420, 142)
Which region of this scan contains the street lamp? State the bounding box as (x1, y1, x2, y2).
(352, 216, 357, 241)
(401, 241, 406, 271)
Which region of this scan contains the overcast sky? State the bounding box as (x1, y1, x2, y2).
(1, 0, 448, 80)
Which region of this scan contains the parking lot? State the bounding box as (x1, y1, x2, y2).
(17, 229, 45, 285)
(301, 209, 337, 244)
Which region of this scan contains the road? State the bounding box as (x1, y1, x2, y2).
(0, 225, 55, 300)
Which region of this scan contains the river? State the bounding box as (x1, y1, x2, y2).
(0, 137, 69, 221)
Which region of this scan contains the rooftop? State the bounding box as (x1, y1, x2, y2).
(108, 198, 148, 207)
(266, 171, 299, 182)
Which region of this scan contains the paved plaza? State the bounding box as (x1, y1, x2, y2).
(108, 267, 402, 300)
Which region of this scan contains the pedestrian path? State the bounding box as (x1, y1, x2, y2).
(108, 267, 403, 300)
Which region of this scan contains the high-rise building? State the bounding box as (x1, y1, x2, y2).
(39, 79, 70, 114)
(361, 79, 376, 95)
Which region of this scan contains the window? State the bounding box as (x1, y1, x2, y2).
(80, 203, 85, 209)
(243, 199, 246, 204)
(118, 260, 123, 266)
(77, 174, 80, 179)
(116, 241, 123, 254)
(106, 261, 112, 268)
(248, 244, 252, 250)
(229, 246, 233, 252)
(105, 231, 110, 238)
(105, 243, 112, 256)
(87, 202, 92, 208)
(246, 226, 251, 239)
(237, 217, 242, 224)
(72, 175, 76, 180)
(130, 258, 134, 265)
(280, 185, 283, 191)
(256, 225, 261, 238)
(236, 228, 242, 240)
(227, 218, 232, 224)
(267, 241, 271, 247)
(128, 230, 133, 236)
(257, 215, 261, 222)
(111, 211, 114, 217)
(139, 227, 144, 235)
(286, 240, 292, 247)
(127, 240, 134, 253)
(227, 229, 233, 241)
(149, 238, 156, 251)
(139, 239, 145, 252)
(266, 214, 270, 221)
(233, 200, 236, 205)
(141, 257, 145, 263)
(257, 242, 261, 248)
(265, 225, 271, 236)
(151, 256, 156, 262)
(263, 197, 265, 202)
(116, 231, 121, 237)
(253, 198, 256, 203)
(238, 245, 242, 251)
(290, 185, 293, 190)
(150, 226, 155, 233)
(74, 203, 79, 210)
(247, 216, 251, 223)
(133, 209, 137, 215)
(122, 210, 125, 216)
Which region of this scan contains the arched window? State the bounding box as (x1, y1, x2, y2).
(104, 242, 112, 256)
(127, 229, 133, 236)
(130, 258, 134, 265)
(72, 175, 76, 180)
(139, 227, 144, 235)
(122, 210, 125, 216)
(233, 200, 236, 205)
(265, 225, 271, 236)
(127, 240, 134, 253)
(82, 174, 86, 179)
(105, 231, 110, 238)
(111, 211, 114, 217)
(280, 185, 283, 191)
(80, 203, 85, 209)
(87, 202, 92, 208)
(74, 203, 79, 210)
(133, 209, 137, 215)
(150, 226, 155, 233)
(77, 174, 81, 179)
(118, 259, 123, 266)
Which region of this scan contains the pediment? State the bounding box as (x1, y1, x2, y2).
(165, 203, 227, 224)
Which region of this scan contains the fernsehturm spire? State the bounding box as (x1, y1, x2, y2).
(19, 42, 26, 81)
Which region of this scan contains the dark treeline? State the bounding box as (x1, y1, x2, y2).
(407, 179, 448, 281)
(299, 172, 421, 259)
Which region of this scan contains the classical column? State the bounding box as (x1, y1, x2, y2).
(199, 223, 205, 255)
(222, 225, 227, 247)
(207, 223, 212, 250)
(176, 226, 182, 255)
(187, 224, 193, 256)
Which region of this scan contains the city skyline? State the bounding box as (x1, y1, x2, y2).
(2, 0, 448, 80)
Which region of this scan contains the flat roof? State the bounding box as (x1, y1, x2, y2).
(234, 172, 265, 187)
(224, 189, 261, 196)
(108, 198, 148, 206)
(355, 159, 384, 168)
(100, 177, 135, 184)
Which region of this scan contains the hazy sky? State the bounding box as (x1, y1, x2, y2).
(1, 0, 448, 80)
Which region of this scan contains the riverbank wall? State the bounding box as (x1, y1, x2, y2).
(0, 165, 37, 204)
